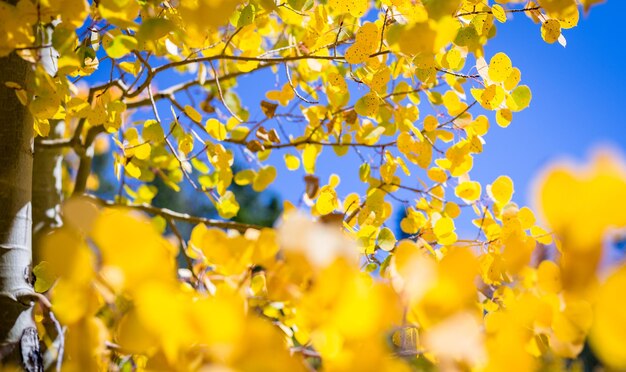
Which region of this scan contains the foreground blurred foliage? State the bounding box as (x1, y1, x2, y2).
(35, 151, 626, 371)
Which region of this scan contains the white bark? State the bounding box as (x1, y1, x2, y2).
(0, 50, 42, 371)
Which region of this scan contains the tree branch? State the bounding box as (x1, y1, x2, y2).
(83, 194, 262, 232)
(455, 6, 541, 18)
(127, 50, 391, 99)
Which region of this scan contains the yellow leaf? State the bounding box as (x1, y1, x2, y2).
(136, 184, 157, 203)
(536, 151, 626, 251)
(444, 201, 461, 218)
(579, 0, 605, 14)
(590, 265, 626, 369)
(488, 52, 512, 83)
(52, 279, 92, 324)
(284, 153, 300, 171)
(354, 92, 380, 118)
(537, 0, 577, 20)
(455, 181, 481, 201)
(125, 160, 142, 179)
(205, 118, 227, 140)
(252, 166, 277, 192)
(427, 167, 448, 183)
(434, 216, 457, 245)
(142, 119, 164, 142)
(424, 115, 438, 131)
(537, 260, 561, 293)
(517, 207, 536, 230)
(316, 186, 338, 215)
(329, 0, 368, 17)
(178, 133, 194, 155)
(496, 109, 512, 128)
(302, 144, 320, 174)
(30, 95, 60, 120)
(393, 22, 437, 55)
(489, 175, 514, 204)
(541, 19, 561, 44)
(98, 0, 141, 28)
(103, 34, 138, 59)
(234, 169, 255, 186)
(424, 0, 462, 20)
(327, 72, 349, 107)
(504, 68, 522, 91)
(216, 191, 240, 219)
(34, 118, 50, 137)
(133, 142, 151, 160)
(345, 22, 378, 64)
(492, 4, 506, 23)
(266, 83, 294, 106)
(184, 105, 202, 123)
(470, 115, 489, 136)
(477, 84, 504, 110)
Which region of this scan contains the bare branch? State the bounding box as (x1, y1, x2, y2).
(455, 6, 541, 18)
(285, 62, 318, 104)
(84, 194, 262, 232)
(209, 61, 242, 122)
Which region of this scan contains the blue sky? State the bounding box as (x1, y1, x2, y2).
(474, 0, 626, 208)
(88, 1, 626, 234)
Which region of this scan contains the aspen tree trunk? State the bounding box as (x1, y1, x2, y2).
(0, 50, 43, 370)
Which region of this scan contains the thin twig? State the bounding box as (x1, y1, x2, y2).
(455, 6, 541, 18)
(209, 61, 242, 122)
(285, 63, 318, 104)
(378, 7, 389, 53)
(48, 311, 65, 372)
(435, 67, 480, 79)
(220, 27, 243, 54)
(167, 218, 200, 282)
(148, 86, 201, 191)
(437, 100, 478, 129)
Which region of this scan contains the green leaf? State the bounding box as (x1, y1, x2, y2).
(142, 119, 164, 142)
(33, 261, 56, 293)
(510, 85, 532, 112)
(237, 4, 256, 27)
(104, 35, 138, 59)
(359, 162, 370, 182)
(377, 227, 396, 252)
(354, 93, 380, 118)
(137, 18, 174, 43)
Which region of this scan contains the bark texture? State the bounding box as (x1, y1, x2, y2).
(0, 51, 42, 371)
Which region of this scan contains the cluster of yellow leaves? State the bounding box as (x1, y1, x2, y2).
(35, 200, 407, 370)
(535, 151, 626, 368)
(0, 0, 88, 56)
(2, 0, 603, 220)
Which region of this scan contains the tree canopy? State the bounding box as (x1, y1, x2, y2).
(2, 0, 625, 371)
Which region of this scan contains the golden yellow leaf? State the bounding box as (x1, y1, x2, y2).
(541, 19, 562, 44)
(489, 175, 514, 205)
(455, 181, 481, 201)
